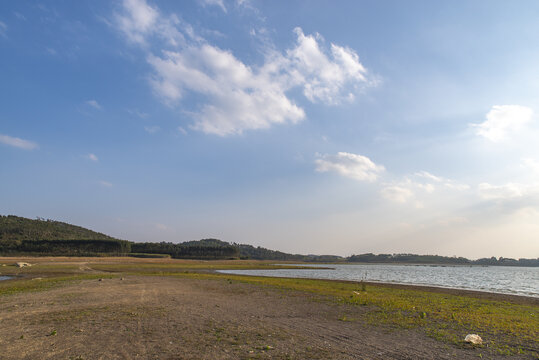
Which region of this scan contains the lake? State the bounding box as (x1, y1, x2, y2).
(219, 263, 539, 297)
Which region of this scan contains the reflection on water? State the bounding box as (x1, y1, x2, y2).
(0, 276, 12, 281)
(219, 264, 539, 297)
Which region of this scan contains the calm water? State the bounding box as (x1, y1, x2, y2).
(219, 264, 539, 297)
(0, 276, 12, 281)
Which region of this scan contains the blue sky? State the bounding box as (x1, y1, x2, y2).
(1, 0, 539, 258)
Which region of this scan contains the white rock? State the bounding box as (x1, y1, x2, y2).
(15, 262, 31, 268)
(465, 334, 483, 345)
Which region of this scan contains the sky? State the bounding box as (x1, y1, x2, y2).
(1, 0, 539, 259)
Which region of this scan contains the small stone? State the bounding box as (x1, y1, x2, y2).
(98, 278, 103, 282)
(465, 334, 483, 345)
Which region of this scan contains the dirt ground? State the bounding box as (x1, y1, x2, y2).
(0, 274, 531, 360)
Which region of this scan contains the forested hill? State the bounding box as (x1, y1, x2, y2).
(0, 215, 117, 242)
(1, 215, 537, 265)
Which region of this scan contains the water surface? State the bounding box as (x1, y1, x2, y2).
(219, 263, 539, 297)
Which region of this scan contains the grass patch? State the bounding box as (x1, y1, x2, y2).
(156, 271, 538, 356)
(0, 274, 115, 296)
(88, 262, 312, 273)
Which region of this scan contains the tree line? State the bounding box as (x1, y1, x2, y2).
(347, 253, 539, 267)
(1, 215, 538, 265)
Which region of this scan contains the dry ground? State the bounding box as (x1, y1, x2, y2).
(0, 274, 532, 360)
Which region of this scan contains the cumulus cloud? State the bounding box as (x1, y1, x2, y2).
(315, 152, 384, 182)
(86, 99, 102, 110)
(86, 153, 99, 162)
(288, 28, 368, 104)
(148, 46, 306, 135)
(113, 0, 372, 136)
(114, 0, 185, 47)
(0, 133, 38, 150)
(471, 105, 533, 142)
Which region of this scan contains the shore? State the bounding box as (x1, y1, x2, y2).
(0, 257, 537, 359)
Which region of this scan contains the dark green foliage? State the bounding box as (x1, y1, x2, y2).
(0, 215, 129, 256)
(348, 253, 469, 264)
(181, 238, 231, 247)
(131, 240, 239, 260)
(128, 253, 171, 258)
(474, 256, 539, 267)
(347, 253, 539, 267)
(0, 215, 115, 242)
(235, 243, 306, 261)
(0, 239, 131, 256)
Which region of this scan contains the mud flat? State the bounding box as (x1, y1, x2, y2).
(0, 257, 537, 359)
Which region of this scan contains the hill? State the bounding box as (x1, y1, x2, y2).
(0, 215, 116, 242)
(1, 215, 537, 265)
(0, 215, 129, 256)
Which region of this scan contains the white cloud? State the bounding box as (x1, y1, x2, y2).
(86, 99, 102, 110)
(99, 180, 113, 188)
(86, 153, 99, 162)
(381, 171, 469, 205)
(415, 170, 470, 191)
(199, 0, 227, 13)
(414, 171, 442, 182)
(478, 182, 527, 200)
(0, 133, 38, 150)
(148, 46, 306, 135)
(114, 0, 184, 47)
(113, 0, 373, 136)
(288, 28, 369, 105)
(381, 185, 413, 203)
(144, 125, 160, 134)
(0, 21, 7, 38)
(472, 105, 533, 142)
(315, 152, 384, 182)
